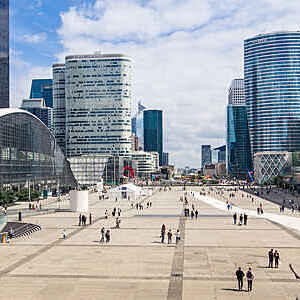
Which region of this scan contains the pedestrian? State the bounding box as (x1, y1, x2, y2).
(161, 224, 166, 243)
(100, 227, 105, 243)
(233, 212, 237, 225)
(195, 209, 198, 219)
(167, 229, 172, 244)
(105, 209, 108, 219)
(244, 213, 248, 225)
(239, 214, 243, 225)
(62, 229, 66, 239)
(89, 213, 92, 225)
(235, 267, 245, 291)
(175, 230, 180, 244)
(274, 250, 280, 268)
(105, 230, 110, 243)
(246, 267, 254, 292)
(191, 210, 194, 219)
(78, 214, 82, 226)
(268, 249, 274, 268)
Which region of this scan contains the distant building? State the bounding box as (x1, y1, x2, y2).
(20, 98, 52, 130)
(228, 79, 245, 106)
(131, 116, 137, 135)
(0, 0, 9, 108)
(226, 79, 252, 178)
(201, 145, 211, 168)
(214, 145, 226, 163)
(30, 79, 53, 107)
(136, 108, 163, 165)
(132, 151, 159, 178)
(162, 152, 169, 166)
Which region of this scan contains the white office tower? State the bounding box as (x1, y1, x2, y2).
(228, 79, 245, 106)
(52, 64, 66, 154)
(65, 53, 133, 157)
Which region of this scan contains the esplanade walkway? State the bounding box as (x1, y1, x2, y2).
(0, 186, 300, 299)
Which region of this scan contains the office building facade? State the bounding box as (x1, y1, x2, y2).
(214, 145, 226, 163)
(20, 98, 52, 130)
(136, 109, 163, 165)
(201, 145, 211, 168)
(226, 79, 252, 178)
(245, 32, 300, 182)
(64, 53, 132, 158)
(52, 64, 66, 154)
(30, 79, 53, 108)
(0, 0, 9, 108)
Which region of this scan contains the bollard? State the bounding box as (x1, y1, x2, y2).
(18, 211, 22, 221)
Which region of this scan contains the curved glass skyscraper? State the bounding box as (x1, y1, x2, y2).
(244, 32, 300, 182)
(245, 32, 300, 153)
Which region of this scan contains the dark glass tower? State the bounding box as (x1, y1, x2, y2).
(30, 79, 53, 107)
(0, 0, 9, 108)
(227, 105, 252, 178)
(143, 110, 163, 166)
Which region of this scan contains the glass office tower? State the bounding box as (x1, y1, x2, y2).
(30, 79, 53, 108)
(245, 32, 300, 153)
(0, 0, 9, 108)
(245, 32, 300, 182)
(201, 145, 211, 168)
(143, 110, 163, 166)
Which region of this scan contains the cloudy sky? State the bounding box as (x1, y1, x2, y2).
(10, 0, 300, 167)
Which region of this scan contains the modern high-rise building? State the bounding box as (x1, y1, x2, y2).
(0, 0, 9, 108)
(201, 145, 211, 168)
(226, 79, 252, 178)
(64, 53, 132, 158)
(20, 98, 52, 130)
(214, 145, 226, 163)
(52, 64, 66, 154)
(244, 32, 300, 182)
(30, 79, 53, 107)
(136, 108, 163, 165)
(162, 152, 169, 166)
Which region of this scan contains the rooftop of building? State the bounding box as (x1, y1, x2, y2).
(245, 31, 300, 41)
(65, 53, 132, 61)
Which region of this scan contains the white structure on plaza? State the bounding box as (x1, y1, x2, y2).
(68, 155, 110, 186)
(63, 53, 133, 158)
(228, 79, 245, 106)
(132, 151, 159, 178)
(52, 63, 66, 154)
(69, 190, 89, 212)
(253, 151, 292, 184)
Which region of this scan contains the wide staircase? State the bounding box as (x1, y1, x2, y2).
(1, 221, 41, 239)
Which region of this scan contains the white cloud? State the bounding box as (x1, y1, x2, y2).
(23, 32, 47, 44)
(53, 0, 300, 167)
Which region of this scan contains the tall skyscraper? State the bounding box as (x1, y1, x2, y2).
(64, 53, 132, 157)
(214, 145, 226, 163)
(244, 32, 300, 182)
(20, 98, 52, 129)
(226, 79, 252, 178)
(30, 79, 53, 107)
(201, 145, 211, 168)
(52, 64, 66, 154)
(0, 0, 9, 108)
(136, 108, 163, 165)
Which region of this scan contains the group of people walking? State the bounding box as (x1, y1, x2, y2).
(100, 227, 111, 243)
(268, 248, 280, 268)
(160, 224, 180, 244)
(236, 267, 254, 292)
(233, 212, 248, 225)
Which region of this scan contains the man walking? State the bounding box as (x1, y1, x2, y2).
(268, 249, 274, 268)
(78, 214, 82, 226)
(244, 213, 248, 225)
(161, 224, 166, 243)
(167, 229, 172, 244)
(274, 250, 280, 268)
(246, 267, 254, 292)
(100, 227, 105, 243)
(236, 267, 245, 291)
(233, 213, 237, 225)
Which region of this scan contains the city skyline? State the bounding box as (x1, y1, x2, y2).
(9, 0, 300, 167)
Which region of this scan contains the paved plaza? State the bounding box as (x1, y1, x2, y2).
(1, 187, 300, 299)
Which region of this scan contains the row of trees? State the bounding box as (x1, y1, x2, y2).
(0, 189, 41, 207)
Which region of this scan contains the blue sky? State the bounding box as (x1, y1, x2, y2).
(10, 0, 300, 167)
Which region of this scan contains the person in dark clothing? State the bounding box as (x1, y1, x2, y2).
(233, 213, 237, 225)
(239, 214, 243, 225)
(161, 224, 166, 243)
(191, 210, 194, 219)
(78, 214, 82, 226)
(274, 250, 280, 268)
(246, 268, 254, 291)
(195, 210, 198, 219)
(236, 267, 245, 291)
(268, 249, 274, 268)
(244, 213, 248, 225)
(89, 213, 92, 225)
(105, 230, 110, 243)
